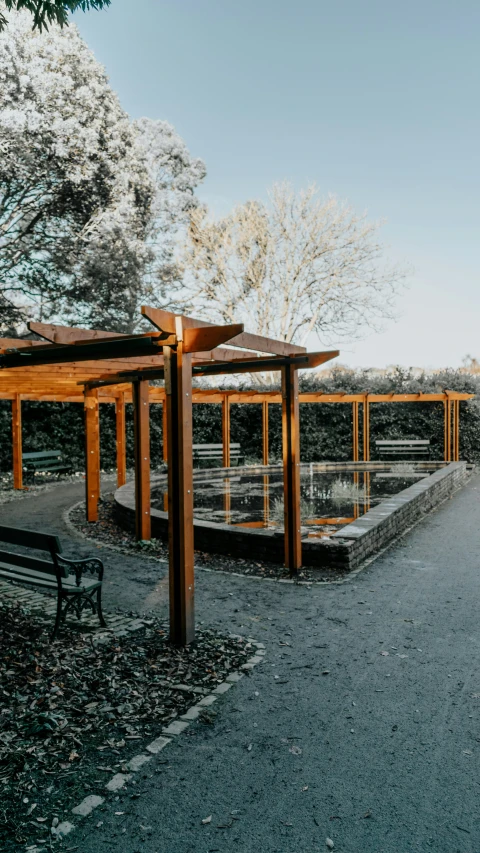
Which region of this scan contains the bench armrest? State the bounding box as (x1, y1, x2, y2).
(57, 555, 104, 587)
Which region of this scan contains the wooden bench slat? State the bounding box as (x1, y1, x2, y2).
(375, 440, 430, 446)
(193, 450, 242, 456)
(23, 450, 62, 459)
(0, 550, 68, 577)
(0, 524, 62, 554)
(0, 567, 100, 592)
(27, 463, 70, 471)
(192, 444, 241, 450)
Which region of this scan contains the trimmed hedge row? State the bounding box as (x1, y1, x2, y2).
(1, 368, 479, 472)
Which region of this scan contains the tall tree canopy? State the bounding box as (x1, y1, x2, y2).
(0, 8, 205, 333)
(0, 1, 109, 32)
(179, 183, 408, 350)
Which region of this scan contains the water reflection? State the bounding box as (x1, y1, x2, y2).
(152, 464, 431, 537)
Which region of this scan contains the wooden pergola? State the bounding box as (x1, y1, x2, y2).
(0, 308, 338, 644)
(0, 310, 473, 643)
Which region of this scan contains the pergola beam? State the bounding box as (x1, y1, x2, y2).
(142, 305, 307, 356)
(115, 393, 127, 488)
(12, 394, 23, 490)
(133, 380, 151, 540)
(164, 341, 195, 645)
(84, 388, 100, 522)
(222, 395, 231, 468)
(282, 362, 301, 572)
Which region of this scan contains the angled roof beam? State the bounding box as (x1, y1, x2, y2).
(0, 334, 168, 368)
(142, 306, 306, 356)
(28, 322, 132, 344)
(193, 350, 338, 377)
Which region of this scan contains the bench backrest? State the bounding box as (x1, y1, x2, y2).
(0, 524, 62, 554)
(375, 440, 430, 446)
(193, 443, 241, 457)
(23, 450, 63, 460)
(0, 549, 68, 578)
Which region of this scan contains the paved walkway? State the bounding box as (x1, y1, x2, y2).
(2, 475, 480, 852)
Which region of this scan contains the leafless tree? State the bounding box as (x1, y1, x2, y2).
(178, 183, 409, 351)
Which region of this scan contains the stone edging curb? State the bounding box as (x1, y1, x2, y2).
(63, 476, 470, 588)
(47, 637, 266, 844)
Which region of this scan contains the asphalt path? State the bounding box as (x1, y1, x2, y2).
(2, 475, 480, 852)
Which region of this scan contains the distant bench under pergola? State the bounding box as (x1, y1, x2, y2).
(0, 308, 473, 643)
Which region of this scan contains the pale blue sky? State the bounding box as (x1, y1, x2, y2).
(74, 0, 480, 369)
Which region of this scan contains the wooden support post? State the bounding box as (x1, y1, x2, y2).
(281, 362, 302, 573)
(133, 380, 151, 541)
(262, 400, 269, 465)
(364, 471, 371, 516)
(164, 343, 195, 645)
(363, 397, 370, 461)
(222, 394, 231, 467)
(454, 400, 460, 461)
(12, 393, 23, 490)
(263, 473, 270, 526)
(162, 400, 168, 463)
(84, 388, 100, 522)
(445, 398, 452, 462)
(352, 401, 359, 462)
(115, 393, 126, 488)
(224, 477, 231, 524)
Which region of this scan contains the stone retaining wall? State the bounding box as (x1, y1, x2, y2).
(114, 462, 468, 572)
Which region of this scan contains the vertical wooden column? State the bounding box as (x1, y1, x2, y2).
(454, 399, 460, 461)
(12, 394, 23, 490)
(222, 394, 231, 467)
(352, 401, 359, 462)
(115, 393, 127, 488)
(224, 477, 231, 524)
(164, 342, 195, 645)
(162, 399, 168, 463)
(262, 401, 269, 465)
(353, 470, 359, 519)
(133, 380, 151, 541)
(263, 473, 270, 526)
(281, 361, 302, 573)
(84, 388, 100, 522)
(445, 398, 452, 462)
(363, 397, 370, 461)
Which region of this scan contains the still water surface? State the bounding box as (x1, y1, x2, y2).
(151, 464, 431, 537)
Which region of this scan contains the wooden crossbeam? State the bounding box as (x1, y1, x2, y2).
(142, 306, 307, 356)
(0, 334, 167, 368)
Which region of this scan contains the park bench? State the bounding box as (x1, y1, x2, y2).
(192, 443, 244, 467)
(23, 449, 72, 483)
(375, 439, 431, 460)
(0, 524, 106, 640)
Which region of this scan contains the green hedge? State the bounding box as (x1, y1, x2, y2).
(1, 368, 479, 472)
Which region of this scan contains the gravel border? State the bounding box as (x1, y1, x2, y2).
(46, 639, 266, 846)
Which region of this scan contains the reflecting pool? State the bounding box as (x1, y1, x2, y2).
(151, 463, 432, 537)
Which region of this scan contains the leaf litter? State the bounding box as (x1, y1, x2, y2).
(0, 602, 251, 851)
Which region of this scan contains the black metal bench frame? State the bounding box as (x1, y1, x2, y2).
(192, 442, 244, 466)
(0, 524, 106, 640)
(23, 449, 72, 484)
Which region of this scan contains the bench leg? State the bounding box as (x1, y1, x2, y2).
(50, 595, 63, 642)
(96, 587, 107, 628)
